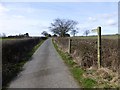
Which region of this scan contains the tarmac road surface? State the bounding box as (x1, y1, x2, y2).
(9, 38, 79, 88)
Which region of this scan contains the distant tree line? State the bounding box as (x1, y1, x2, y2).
(8, 33, 29, 38)
(41, 18, 92, 37)
(41, 31, 51, 37)
(1, 18, 93, 38)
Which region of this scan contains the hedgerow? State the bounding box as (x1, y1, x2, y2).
(2, 37, 47, 87)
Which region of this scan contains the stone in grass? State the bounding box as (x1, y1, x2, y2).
(87, 66, 97, 71)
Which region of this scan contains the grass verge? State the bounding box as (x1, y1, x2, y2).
(27, 40, 45, 58)
(52, 39, 97, 88)
(2, 40, 45, 89)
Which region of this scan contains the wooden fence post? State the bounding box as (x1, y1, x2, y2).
(68, 38, 71, 53)
(97, 26, 101, 69)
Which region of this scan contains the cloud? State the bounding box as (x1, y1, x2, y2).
(87, 12, 117, 26)
(88, 17, 97, 22)
(0, 2, 118, 36)
(78, 12, 117, 36)
(12, 15, 25, 18)
(0, 3, 9, 15)
(106, 19, 117, 26)
(99, 12, 117, 19)
(96, 13, 117, 26)
(0, 3, 51, 36)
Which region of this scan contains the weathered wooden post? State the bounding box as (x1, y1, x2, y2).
(68, 38, 71, 53)
(92, 26, 101, 69)
(97, 26, 101, 69)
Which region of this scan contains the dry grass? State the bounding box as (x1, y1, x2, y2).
(84, 67, 119, 88)
(54, 36, 118, 72)
(53, 35, 119, 88)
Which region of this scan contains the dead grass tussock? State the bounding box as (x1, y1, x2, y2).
(83, 67, 119, 88)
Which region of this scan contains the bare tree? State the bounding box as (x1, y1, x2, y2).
(2, 33, 6, 37)
(49, 18, 78, 37)
(25, 33, 29, 37)
(83, 30, 90, 36)
(71, 29, 78, 36)
(41, 31, 49, 37)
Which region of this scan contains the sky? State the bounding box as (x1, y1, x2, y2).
(0, 1, 118, 36)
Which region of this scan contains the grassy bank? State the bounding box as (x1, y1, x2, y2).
(2, 39, 46, 89)
(29, 40, 45, 57)
(52, 39, 97, 88)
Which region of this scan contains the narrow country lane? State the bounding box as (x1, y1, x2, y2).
(9, 38, 79, 88)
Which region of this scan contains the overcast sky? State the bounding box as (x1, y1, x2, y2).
(0, 1, 118, 36)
